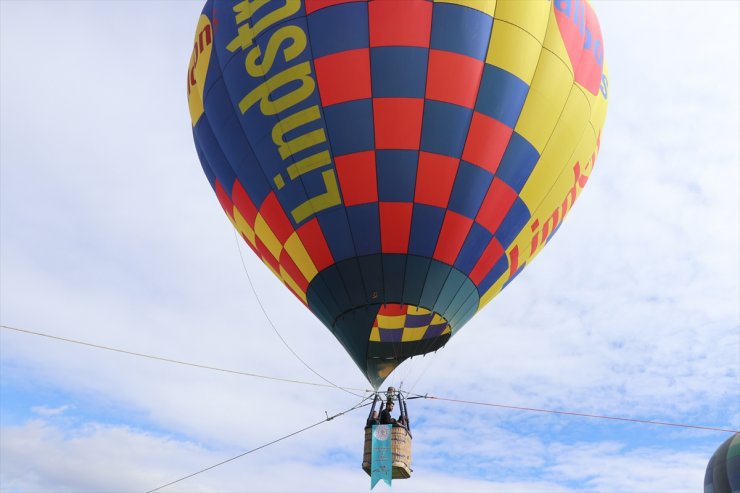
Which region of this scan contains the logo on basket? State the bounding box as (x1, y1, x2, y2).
(374, 426, 390, 441)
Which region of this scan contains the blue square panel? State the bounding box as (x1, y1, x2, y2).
(430, 3, 492, 61)
(477, 254, 510, 296)
(420, 100, 472, 158)
(496, 132, 540, 192)
(408, 203, 445, 257)
(346, 203, 381, 256)
(494, 197, 531, 249)
(475, 64, 529, 128)
(448, 161, 493, 219)
(454, 222, 493, 274)
(323, 99, 375, 155)
(307, 2, 369, 58)
(317, 207, 356, 261)
(371, 47, 428, 98)
(376, 150, 418, 202)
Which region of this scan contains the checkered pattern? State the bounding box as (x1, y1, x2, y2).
(190, 0, 608, 357)
(369, 304, 451, 343)
(307, 0, 545, 298)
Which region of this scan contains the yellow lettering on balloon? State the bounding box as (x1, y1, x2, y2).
(228, 0, 301, 53)
(245, 25, 307, 78)
(272, 105, 326, 159)
(286, 151, 332, 180)
(290, 169, 341, 223)
(238, 62, 315, 115)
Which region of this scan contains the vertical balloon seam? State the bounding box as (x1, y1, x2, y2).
(402, 0, 492, 358)
(434, 0, 497, 340)
(398, 3, 486, 360)
(473, 6, 546, 299)
(206, 5, 335, 311)
(206, 27, 304, 301)
(367, 0, 388, 372)
(459, 3, 547, 314)
(316, 4, 382, 330)
(477, 2, 591, 310)
(307, 4, 378, 355)
(518, 75, 605, 246)
(373, 0, 409, 370)
(248, 5, 358, 313)
(398, 0, 439, 370)
(304, 4, 372, 331)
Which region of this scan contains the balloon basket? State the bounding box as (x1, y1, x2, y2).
(362, 426, 412, 479)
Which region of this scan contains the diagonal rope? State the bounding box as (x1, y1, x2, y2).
(4, 324, 735, 434)
(412, 394, 739, 434)
(0, 324, 369, 393)
(232, 230, 366, 397)
(146, 396, 372, 492)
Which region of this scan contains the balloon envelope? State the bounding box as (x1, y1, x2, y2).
(188, 0, 609, 387)
(705, 433, 740, 493)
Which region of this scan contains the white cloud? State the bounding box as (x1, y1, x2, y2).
(30, 405, 72, 417)
(0, 417, 714, 493)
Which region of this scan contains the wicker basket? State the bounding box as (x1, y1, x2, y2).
(361, 426, 412, 479)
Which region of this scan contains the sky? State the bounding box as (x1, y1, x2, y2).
(0, 1, 738, 492)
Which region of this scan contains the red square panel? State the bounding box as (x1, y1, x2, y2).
(259, 192, 294, 244)
(256, 236, 281, 273)
(378, 303, 407, 316)
(426, 50, 484, 109)
(373, 98, 424, 150)
(369, 0, 432, 47)
(305, 0, 365, 15)
(433, 210, 473, 265)
(462, 111, 513, 173)
(335, 151, 377, 206)
(279, 249, 309, 292)
(232, 180, 258, 226)
(296, 218, 334, 271)
(414, 151, 458, 208)
(469, 238, 505, 285)
(475, 178, 517, 234)
(215, 179, 234, 220)
(379, 202, 413, 254)
(314, 49, 371, 107)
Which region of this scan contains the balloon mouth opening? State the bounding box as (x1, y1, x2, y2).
(362, 304, 452, 388)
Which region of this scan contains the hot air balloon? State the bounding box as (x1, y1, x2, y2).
(187, 0, 609, 390)
(705, 433, 740, 493)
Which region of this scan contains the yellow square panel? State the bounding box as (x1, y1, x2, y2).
(514, 50, 573, 152)
(370, 327, 380, 342)
(402, 326, 428, 342)
(233, 208, 256, 246)
(254, 213, 283, 260)
(283, 232, 318, 282)
(434, 0, 496, 16)
(493, 0, 551, 43)
(376, 314, 405, 329)
(486, 22, 541, 84)
(542, 6, 573, 74)
(431, 314, 446, 325)
(520, 86, 591, 207)
(279, 266, 307, 304)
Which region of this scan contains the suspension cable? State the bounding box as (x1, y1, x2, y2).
(0, 324, 369, 393)
(146, 396, 372, 492)
(232, 230, 365, 398)
(409, 393, 739, 434)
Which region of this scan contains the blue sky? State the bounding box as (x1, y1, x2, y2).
(1, 1, 738, 492)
